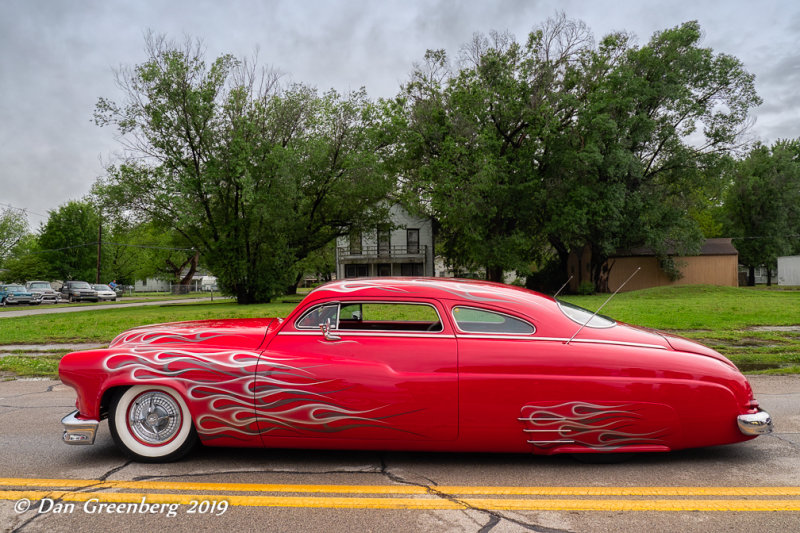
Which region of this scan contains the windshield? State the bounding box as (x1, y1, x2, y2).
(93, 285, 112, 290)
(70, 282, 91, 289)
(29, 282, 49, 289)
(5, 285, 25, 291)
(557, 300, 616, 328)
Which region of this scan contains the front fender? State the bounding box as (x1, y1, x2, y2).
(59, 346, 263, 443)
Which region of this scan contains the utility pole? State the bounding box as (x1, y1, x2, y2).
(96, 220, 102, 284)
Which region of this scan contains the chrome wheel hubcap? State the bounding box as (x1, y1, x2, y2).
(128, 391, 181, 445)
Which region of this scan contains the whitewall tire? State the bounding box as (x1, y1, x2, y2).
(109, 385, 198, 462)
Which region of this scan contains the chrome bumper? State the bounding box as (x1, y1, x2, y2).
(61, 410, 99, 445)
(737, 410, 773, 436)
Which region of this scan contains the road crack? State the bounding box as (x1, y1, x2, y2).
(132, 465, 382, 482)
(769, 433, 800, 451)
(378, 455, 572, 533)
(9, 460, 132, 532)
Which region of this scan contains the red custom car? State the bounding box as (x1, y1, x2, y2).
(59, 278, 772, 462)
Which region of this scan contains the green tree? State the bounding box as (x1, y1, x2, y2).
(397, 16, 760, 290)
(0, 207, 29, 268)
(0, 234, 52, 282)
(37, 200, 101, 281)
(94, 34, 394, 303)
(99, 221, 195, 287)
(724, 141, 800, 285)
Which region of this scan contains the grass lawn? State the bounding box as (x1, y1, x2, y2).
(1, 285, 799, 378)
(560, 285, 800, 374)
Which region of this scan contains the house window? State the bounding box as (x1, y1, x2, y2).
(345, 264, 369, 278)
(400, 263, 424, 276)
(377, 263, 392, 276)
(407, 229, 420, 254)
(349, 231, 362, 255)
(378, 225, 391, 256)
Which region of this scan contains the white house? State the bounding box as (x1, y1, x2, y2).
(777, 255, 800, 286)
(335, 204, 434, 279)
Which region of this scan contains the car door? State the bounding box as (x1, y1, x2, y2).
(256, 298, 458, 444)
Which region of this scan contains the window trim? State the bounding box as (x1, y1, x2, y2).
(349, 231, 362, 255)
(450, 305, 536, 336)
(294, 300, 445, 334)
(406, 228, 420, 254)
(294, 302, 341, 330)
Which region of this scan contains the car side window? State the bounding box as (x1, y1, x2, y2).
(452, 307, 535, 334)
(338, 302, 443, 332)
(296, 302, 443, 332)
(295, 303, 340, 329)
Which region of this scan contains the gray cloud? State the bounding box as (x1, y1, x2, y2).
(1, 0, 799, 226)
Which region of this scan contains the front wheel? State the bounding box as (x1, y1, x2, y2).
(108, 385, 198, 462)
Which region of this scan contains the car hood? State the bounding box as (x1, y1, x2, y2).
(109, 318, 277, 350)
(5, 290, 31, 296)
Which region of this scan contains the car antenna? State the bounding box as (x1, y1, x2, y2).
(565, 267, 640, 345)
(553, 275, 573, 298)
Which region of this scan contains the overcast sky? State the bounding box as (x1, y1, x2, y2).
(1, 0, 799, 228)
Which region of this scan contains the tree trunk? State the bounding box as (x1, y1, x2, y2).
(235, 288, 269, 305)
(748, 266, 755, 286)
(285, 272, 303, 295)
(486, 265, 504, 283)
(179, 252, 199, 285)
(591, 246, 611, 293)
(545, 235, 571, 294)
(767, 267, 772, 286)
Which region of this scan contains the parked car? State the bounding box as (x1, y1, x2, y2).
(25, 281, 60, 304)
(0, 284, 33, 306)
(59, 278, 772, 462)
(60, 281, 99, 303)
(92, 284, 118, 302)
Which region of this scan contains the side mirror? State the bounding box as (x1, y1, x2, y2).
(320, 318, 341, 341)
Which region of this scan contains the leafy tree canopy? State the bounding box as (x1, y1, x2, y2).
(0, 207, 29, 267)
(724, 140, 800, 284)
(396, 15, 760, 289)
(37, 200, 100, 282)
(94, 33, 395, 303)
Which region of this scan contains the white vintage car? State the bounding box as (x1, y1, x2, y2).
(92, 284, 118, 301)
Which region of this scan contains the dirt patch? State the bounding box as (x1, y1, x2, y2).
(748, 326, 800, 332)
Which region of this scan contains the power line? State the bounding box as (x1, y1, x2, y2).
(24, 242, 195, 254)
(0, 202, 48, 219)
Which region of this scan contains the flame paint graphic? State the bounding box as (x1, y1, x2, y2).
(325, 279, 515, 303)
(110, 326, 246, 348)
(103, 333, 410, 442)
(520, 401, 669, 450)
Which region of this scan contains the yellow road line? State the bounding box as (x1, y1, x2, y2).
(2, 490, 800, 511)
(1, 478, 800, 497)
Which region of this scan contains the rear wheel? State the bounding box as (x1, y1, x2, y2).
(108, 386, 198, 462)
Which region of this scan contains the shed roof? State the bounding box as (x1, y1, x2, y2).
(612, 238, 738, 258)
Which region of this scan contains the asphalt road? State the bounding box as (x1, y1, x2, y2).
(0, 376, 798, 533)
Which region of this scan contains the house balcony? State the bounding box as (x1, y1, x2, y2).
(337, 245, 428, 264)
